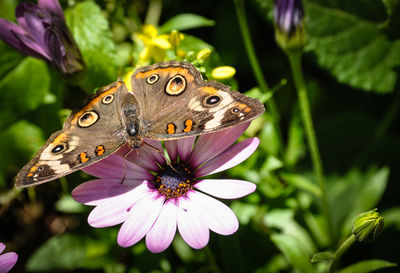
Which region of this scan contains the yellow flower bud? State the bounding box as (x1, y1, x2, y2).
(196, 48, 212, 62)
(211, 66, 236, 80)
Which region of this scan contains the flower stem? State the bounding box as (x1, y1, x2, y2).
(233, 0, 283, 149)
(144, 0, 162, 26)
(327, 235, 357, 273)
(205, 246, 223, 273)
(287, 51, 333, 241)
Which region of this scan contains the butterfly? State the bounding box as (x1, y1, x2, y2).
(15, 61, 265, 187)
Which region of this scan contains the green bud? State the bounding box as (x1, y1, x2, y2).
(196, 48, 212, 62)
(352, 208, 384, 243)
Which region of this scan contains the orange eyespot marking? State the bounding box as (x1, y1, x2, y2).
(79, 152, 90, 163)
(95, 145, 105, 156)
(166, 123, 176, 134)
(165, 75, 186, 96)
(201, 86, 218, 95)
(78, 111, 99, 128)
(52, 133, 67, 145)
(30, 166, 38, 173)
(71, 82, 122, 125)
(184, 119, 193, 132)
(244, 107, 251, 113)
(27, 173, 33, 177)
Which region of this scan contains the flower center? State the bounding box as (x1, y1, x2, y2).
(154, 163, 193, 200)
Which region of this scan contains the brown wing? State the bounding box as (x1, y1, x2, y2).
(16, 81, 129, 187)
(130, 61, 265, 140)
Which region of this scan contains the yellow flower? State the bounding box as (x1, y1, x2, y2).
(133, 24, 171, 65)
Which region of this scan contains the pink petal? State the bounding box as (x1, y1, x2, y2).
(189, 191, 238, 235)
(0, 244, 4, 254)
(176, 137, 196, 161)
(146, 200, 177, 253)
(87, 183, 153, 227)
(164, 140, 178, 162)
(125, 140, 165, 171)
(176, 196, 209, 249)
(83, 154, 152, 181)
(117, 192, 164, 247)
(194, 179, 256, 199)
(196, 137, 259, 176)
(189, 123, 249, 168)
(0, 252, 18, 273)
(71, 178, 148, 206)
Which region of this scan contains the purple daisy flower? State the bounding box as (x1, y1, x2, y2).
(72, 123, 259, 253)
(274, 0, 305, 37)
(0, 0, 84, 74)
(0, 243, 18, 273)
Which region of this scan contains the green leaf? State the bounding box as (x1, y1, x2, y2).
(0, 0, 18, 21)
(271, 234, 317, 273)
(285, 112, 305, 168)
(0, 57, 50, 127)
(280, 172, 321, 197)
(382, 207, 400, 229)
(265, 209, 316, 255)
(336, 260, 396, 273)
(159, 14, 215, 33)
(310, 251, 335, 263)
(65, 2, 118, 92)
(259, 120, 281, 156)
(26, 234, 110, 271)
(305, 1, 400, 93)
(26, 234, 87, 271)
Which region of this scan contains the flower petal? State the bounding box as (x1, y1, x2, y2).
(82, 154, 152, 181)
(117, 192, 164, 247)
(0, 244, 4, 254)
(189, 191, 238, 235)
(164, 140, 178, 162)
(196, 137, 259, 176)
(71, 178, 145, 205)
(146, 200, 177, 253)
(177, 196, 209, 249)
(0, 19, 47, 60)
(194, 179, 256, 199)
(177, 137, 196, 161)
(125, 139, 165, 171)
(0, 252, 18, 273)
(38, 0, 65, 20)
(87, 184, 153, 228)
(189, 123, 249, 168)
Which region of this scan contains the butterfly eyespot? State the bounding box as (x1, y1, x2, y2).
(165, 75, 186, 96)
(78, 111, 99, 128)
(102, 94, 114, 104)
(232, 107, 240, 113)
(205, 95, 221, 106)
(37, 166, 43, 172)
(52, 143, 66, 154)
(147, 74, 159, 84)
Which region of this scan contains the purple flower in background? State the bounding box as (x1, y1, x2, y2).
(0, 243, 18, 273)
(0, 0, 84, 74)
(274, 0, 306, 50)
(274, 0, 304, 36)
(72, 123, 259, 253)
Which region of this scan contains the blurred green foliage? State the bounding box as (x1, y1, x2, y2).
(0, 0, 400, 272)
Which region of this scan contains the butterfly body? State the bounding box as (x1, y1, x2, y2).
(16, 61, 264, 187)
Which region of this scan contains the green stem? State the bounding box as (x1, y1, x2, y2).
(327, 235, 357, 273)
(287, 51, 333, 241)
(205, 246, 223, 273)
(144, 0, 162, 26)
(233, 0, 283, 148)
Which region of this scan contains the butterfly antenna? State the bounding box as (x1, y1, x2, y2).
(142, 141, 178, 173)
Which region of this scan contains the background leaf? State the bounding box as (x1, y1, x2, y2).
(159, 13, 215, 33)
